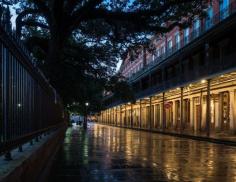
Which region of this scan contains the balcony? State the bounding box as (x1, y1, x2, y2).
(128, 3, 236, 83)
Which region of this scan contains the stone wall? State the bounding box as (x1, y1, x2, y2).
(0, 126, 66, 182)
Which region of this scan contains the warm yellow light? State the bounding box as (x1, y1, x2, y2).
(201, 79, 206, 84)
(176, 87, 180, 90)
(210, 100, 214, 124)
(189, 84, 192, 87)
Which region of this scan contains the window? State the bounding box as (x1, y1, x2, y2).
(205, 5, 213, 30)
(156, 49, 160, 57)
(161, 45, 165, 54)
(175, 32, 181, 50)
(184, 28, 189, 44)
(167, 39, 172, 52)
(193, 19, 200, 37)
(220, 0, 229, 20)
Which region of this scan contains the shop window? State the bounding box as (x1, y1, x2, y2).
(184, 99, 190, 126)
(155, 104, 160, 128)
(210, 98, 215, 125)
(222, 91, 229, 130)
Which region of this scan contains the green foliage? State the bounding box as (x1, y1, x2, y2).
(12, 0, 207, 113)
(106, 75, 135, 102)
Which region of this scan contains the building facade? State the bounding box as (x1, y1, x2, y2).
(97, 0, 236, 137)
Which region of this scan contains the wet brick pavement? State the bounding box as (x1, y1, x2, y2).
(49, 123, 236, 182)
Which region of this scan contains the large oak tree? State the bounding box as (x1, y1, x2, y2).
(8, 0, 208, 112)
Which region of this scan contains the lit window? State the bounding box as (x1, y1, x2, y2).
(193, 18, 200, 37)
(184, 28, 189, 44)
(167, 39, 172, 51)
(156, 49, 160, 57)
(175, 32, 180, 49)
(220, 0, 229, 20)
(206, 5, 213, 30)
(161, 45, 166, 54)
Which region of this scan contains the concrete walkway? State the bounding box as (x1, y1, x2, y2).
(49, 123, 236, 182)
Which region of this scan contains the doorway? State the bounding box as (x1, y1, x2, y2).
(221, 91, 230, 131)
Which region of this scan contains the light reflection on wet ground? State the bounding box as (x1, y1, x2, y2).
(49, 123, 236, 182)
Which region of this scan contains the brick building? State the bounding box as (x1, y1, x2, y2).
(97, 0, 236, 137)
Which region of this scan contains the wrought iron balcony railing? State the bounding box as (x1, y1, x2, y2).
(129, 2, 236, 82)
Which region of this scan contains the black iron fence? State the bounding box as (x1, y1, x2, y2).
(0, 6, 65, 159)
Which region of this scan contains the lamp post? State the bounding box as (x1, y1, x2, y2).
(84, 102, 89, 129)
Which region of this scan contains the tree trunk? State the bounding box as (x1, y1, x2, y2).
(47, 33, 63, 64)
(45, 28, 66, 84)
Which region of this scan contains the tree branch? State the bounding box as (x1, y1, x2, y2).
(21, 19, 49, 29)
(70, 0, 206, 32)
(31, 0, 50, 23)
(69, 0, 103, 29)
(16, 8, 42, 35)
(65, 0, 80, 15)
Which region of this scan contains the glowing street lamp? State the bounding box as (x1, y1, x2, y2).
(84, 102, 89, 129)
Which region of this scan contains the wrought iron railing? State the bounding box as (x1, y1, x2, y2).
(0, 7, 65, 160)
(129, 2, 236, 82)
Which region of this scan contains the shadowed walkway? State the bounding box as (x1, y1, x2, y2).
(49, 123, 236, 182)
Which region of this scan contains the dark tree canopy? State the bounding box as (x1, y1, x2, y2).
(5, 0, 208, 113)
